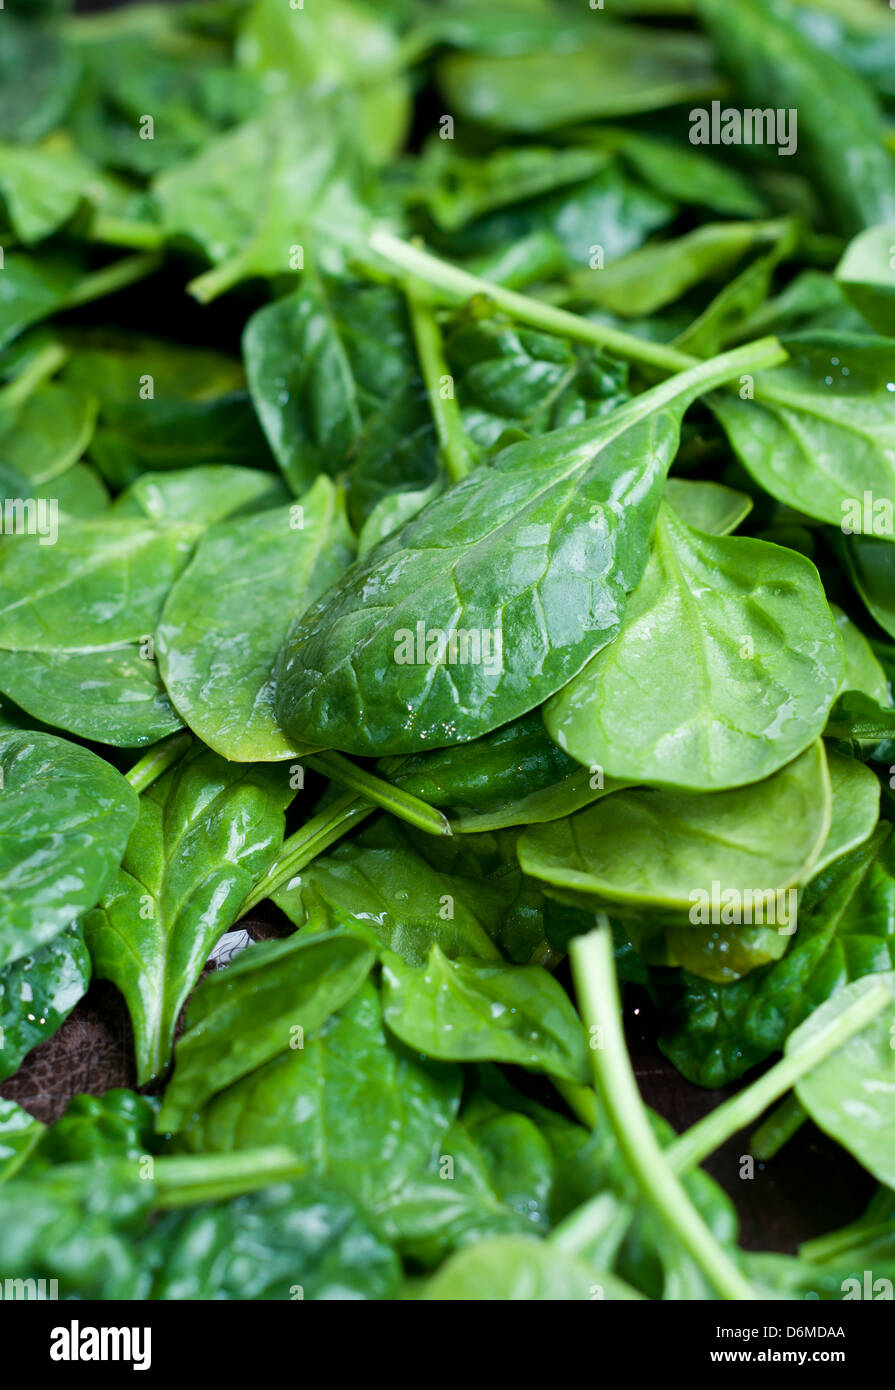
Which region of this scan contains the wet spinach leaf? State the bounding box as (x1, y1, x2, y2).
(0, 519, 196, 744)
(0, 926, 91, 1082)
(153, 95, 370, 302)
(545, 503, 843, 791)
(157, 478, 355, 761)
(382, 943, 589, 1082)
(0, 729, 137, 968)
(276, 342, 783, 755)
(0, 1100, 44, 1182)
(709, 333, 895, 531)
(150, 1177, 402, 1300)
(158, 931, 375, 1133)
(83, 746, 293, 1082)
(244, 276, 417, 495)
(422, 1235, 640, 1300)
(519, 741, 831, 918)
(658, 821, 895, 1086)
(181, 983, 462, 1209)
(110, 466, 288, 524)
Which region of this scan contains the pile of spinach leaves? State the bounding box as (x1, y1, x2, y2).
(2, 0, 895, 1302)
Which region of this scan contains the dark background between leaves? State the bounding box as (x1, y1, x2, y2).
(0, 0, 874, 1256)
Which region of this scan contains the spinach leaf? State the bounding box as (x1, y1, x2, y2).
(0, 518, 198, 649)
(588, 128, 766, 219)
(0, 1153, 321, 1300)
(237, 0, 411, 166)
(69, 33, 261, 178)
(672, 229, 799, 358)
(0, 1100, 44, 1183)
(0, 251, 84, 351)
(375, 1100, 556, 1264)
(410, 0, 586, 58)
(0, 648, 183, 749)
(566, 220, 788, 319)
(421, 1235, 639, 1300)
(29, 1090, 157, 1171)
(0, 519, 196, 745)
(152, 96, 370, 302)
(836, 225, 895, 336)
(412, 143, 612, 233)
(158, 931, 375, 1133)
(397, 821, 588, 964)
(658, 821, 895, 1086)
(83, 746, 293, 1082)
(438, 22, 718, 131)
(243, 277, 417, 495)
(0, 138, 104, 243)
(809, 749, 880, 879)
(181, 983, 462, 1209)
(357, 480, 441, 558)
(0, 926, 91, 1083)
(696, 0, 895, 235)
(0, 15, 80, 145)
(61, 335, 270, 490)
(518, 740, 831, 918)
(834, 604, 890, 706)
(709, 333, 895, 531)
(734, 269, 865, 341)
(544, 503, 843, 791)
(0, 728, 137, 968)
(792, 973, 895, 1188)
(0, 1165, 154, 1299)
(438, 163, 675, 270)
(664, 477, 753, 535)
(157, 478, 355, 761)
(839, 532, 895, 639)
(381, 943, 589, 1082)
(45, 462, 110, 519)
(388, 708, 622, 834)
(343, 382, 439, 529)
(446, 312, 630, 451)
(275, 341, 784, 755)
(0, 381, 97, 485)
(626, 750, 880, 984)
(272, 816, 511, 964)
(150, 1177, 402, 1300)
(110, 466, 288, 524)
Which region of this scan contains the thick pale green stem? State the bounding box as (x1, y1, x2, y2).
(126, 731, 192, 794)
(553, 1076, 598, 1129)
(150, 1148, 306, 1207)
(570, 921, 757, 1301)
(404, 273, 475, 483)
(750, 1094, 808, 1161)
(307, 750, 452, 837)
(89, 216, 166, 252)
(373, 228, 699, 375)
(65, 253, 162, 309)
(188, 252, 249, 305)
(239, 792, 374, 915)
(0, 342, 68, 414)
(665, 981, 892, 1175)
(801, 1189, 895, 1264)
